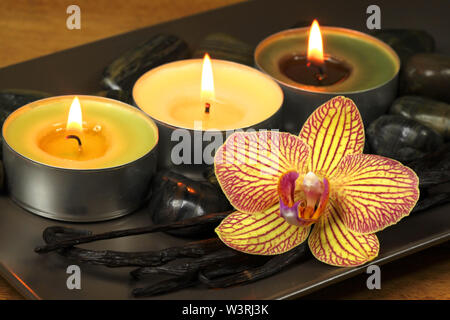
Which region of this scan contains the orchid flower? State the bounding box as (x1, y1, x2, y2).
(214, 96, 419, 267)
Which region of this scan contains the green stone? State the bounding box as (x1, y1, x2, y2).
(193, 33, 254, 66)
(371, 29, 435, 65)
(390, 95, 450, 139)
(402, 53, 450, 103)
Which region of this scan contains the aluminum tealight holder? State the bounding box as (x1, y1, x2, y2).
(255, 27, 401, 134)
(149, 111, 282, 180)
(2, 97, 159, 222)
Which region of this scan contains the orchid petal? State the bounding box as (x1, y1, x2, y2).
(278, 170, 299, 207)
(299, 96, 364, 177)
(331, 154, 420, 234)
(215, 205, 311, 255)
(308, 201, 379, 267)
(214, 131, 310, 213)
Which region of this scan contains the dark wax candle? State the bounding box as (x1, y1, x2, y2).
(279, 54, 351, 86)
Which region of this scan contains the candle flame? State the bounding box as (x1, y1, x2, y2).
(201, 53, 215, 108)
(307, 20, 325, 66)
(66, 96, 83, 132)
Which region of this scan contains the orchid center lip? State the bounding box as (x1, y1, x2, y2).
(278, 171, 329, 227)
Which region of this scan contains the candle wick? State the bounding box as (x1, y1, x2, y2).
(204, 102, 211, 114)
(66, 134, 82, 150)
(307, 60, 327, 84)
(313, 64, 327, 83)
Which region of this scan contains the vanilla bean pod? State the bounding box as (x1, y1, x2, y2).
(201, 255, 271, 279)
(54, 238, 224, 268)
(130, 248, 239, 278)
(43, 226, 92, 244)
(198, 243, 308, 288)
(132, 274, 198, 297)
(412, 192, 450, 213)
(129, 251, 268, 297)
(132, 243, 309, 297)
(408, 144, 450, 188)
(35, 211, 231, 254)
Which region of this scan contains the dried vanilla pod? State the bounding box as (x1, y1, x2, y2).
(412, 192, 450, 213)
(198, 243, 308, 288)
(35, 211, 230, 254)
(53, 239, 224, 268)
(132, 274, 198, 298)
(37, 213, 311, 298)
(407, 143, 450, 187)
(101, 34, 190, 91)
(201, 254, 271, 280)
(131, 243, 309, 297)
(130, 248, 239, 278)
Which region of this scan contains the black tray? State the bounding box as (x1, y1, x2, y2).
(0, 0, 449, 300)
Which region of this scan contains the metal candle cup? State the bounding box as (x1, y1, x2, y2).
(133, 58, 283, 180)
(255, 27, 400, 134)
(2, 95, 159, 222)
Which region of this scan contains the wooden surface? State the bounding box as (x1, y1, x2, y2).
(0, 0, 244, 68)
(0, 0, 449, 300)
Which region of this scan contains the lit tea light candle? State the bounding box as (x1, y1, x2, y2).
(2, 95, 159, 221)
(133, 55, 283, 179)
(4, 96, 157, 169)
(38, 97, 107, 162)
(255, 20, 400, 133)
(279, 20, 351, 86)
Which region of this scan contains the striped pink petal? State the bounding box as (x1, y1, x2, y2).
(330, 154, 420, 234)
(214, 131, 310, 214)
(308, 201, 379, 267)
(299, 96, 365, 177)
(215, 205, 311, 255)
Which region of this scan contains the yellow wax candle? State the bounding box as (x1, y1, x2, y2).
(3, 95, 158, 169)
(133, 58, 283, 131)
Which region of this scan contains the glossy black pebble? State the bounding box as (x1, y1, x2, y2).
(390, 95, 450, 140)
(371, 29, 435, 65)
(193, 33, 254, 66)
(101, 34, 190, 91)
(402, 53, 450, 103)
(0, 89, 51, 158)
(367, 115, 444, 163)
(94, 89, 133, 105)
(0, 89, 51, 114)
(148, 170, 231, 238)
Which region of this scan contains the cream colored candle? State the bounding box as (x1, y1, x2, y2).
(133, 58, 283, 131)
